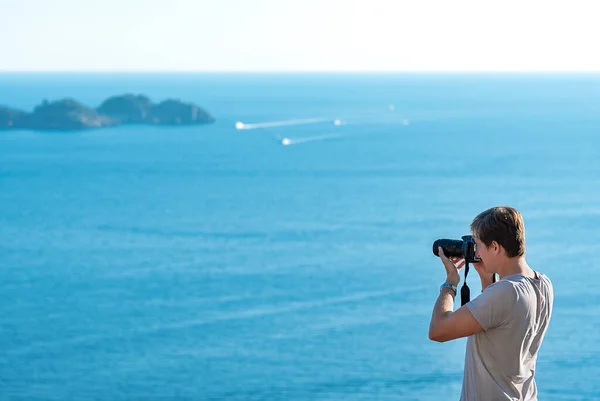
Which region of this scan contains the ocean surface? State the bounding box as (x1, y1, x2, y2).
(1, 73, 600, 400)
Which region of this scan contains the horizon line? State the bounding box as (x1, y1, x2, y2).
(2, 70, 600, 74)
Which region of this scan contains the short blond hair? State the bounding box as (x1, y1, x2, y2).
(470, 206, 525, 258)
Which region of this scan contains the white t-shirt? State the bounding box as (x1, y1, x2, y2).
(461, 272, 554, 401)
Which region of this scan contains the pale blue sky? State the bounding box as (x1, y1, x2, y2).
(2, 0, 599, 71)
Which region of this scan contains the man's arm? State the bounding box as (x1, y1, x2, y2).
(428, 288, 484, 342)
(429, 248, 485, 343)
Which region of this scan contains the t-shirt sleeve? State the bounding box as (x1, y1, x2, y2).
(466, 281, 517, 331)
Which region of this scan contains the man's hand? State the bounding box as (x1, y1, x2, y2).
(438, 247, 464, 287)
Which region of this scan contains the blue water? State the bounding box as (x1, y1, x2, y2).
(1, 73, 600, 400)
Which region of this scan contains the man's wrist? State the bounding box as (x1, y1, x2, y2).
(440, 282, 457, 297)
(445, 274, 460, 288)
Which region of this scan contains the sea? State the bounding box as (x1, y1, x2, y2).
(1, 73, 600, 401)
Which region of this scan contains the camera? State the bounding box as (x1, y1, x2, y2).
(432, 235, 481, 264)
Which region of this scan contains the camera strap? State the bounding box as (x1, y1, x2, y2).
(461, 261, 471, 306)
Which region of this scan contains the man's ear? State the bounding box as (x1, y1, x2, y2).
(491, 241, 501, 254)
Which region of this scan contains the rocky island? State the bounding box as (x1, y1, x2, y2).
(0, 94, 215, 131)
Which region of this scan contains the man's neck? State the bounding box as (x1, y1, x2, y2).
(497, 256, 533, 279)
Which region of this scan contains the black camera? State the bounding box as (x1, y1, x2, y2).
(432, 235, 481, 264)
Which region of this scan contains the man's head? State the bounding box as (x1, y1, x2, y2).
(470, 206, 526, 271)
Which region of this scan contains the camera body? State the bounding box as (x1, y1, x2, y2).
(432, 235, 481, 264)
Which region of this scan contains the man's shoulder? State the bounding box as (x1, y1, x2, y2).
(535, 271, 555, 301)
(537, 271, 553, 286)
(471, 279, 518, 306)
(484, 278, 518, 294)
(503, 271, 554, 305)
(503, 271, 553, 286)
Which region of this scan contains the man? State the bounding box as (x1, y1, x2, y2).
(428, 206, 554, 401)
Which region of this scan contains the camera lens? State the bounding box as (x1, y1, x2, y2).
(432, 239, 464, 258)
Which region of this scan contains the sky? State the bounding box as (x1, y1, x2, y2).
(2, 0, 599, 72)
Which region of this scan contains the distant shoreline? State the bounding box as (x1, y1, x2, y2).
(0, 94, 214, 132)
